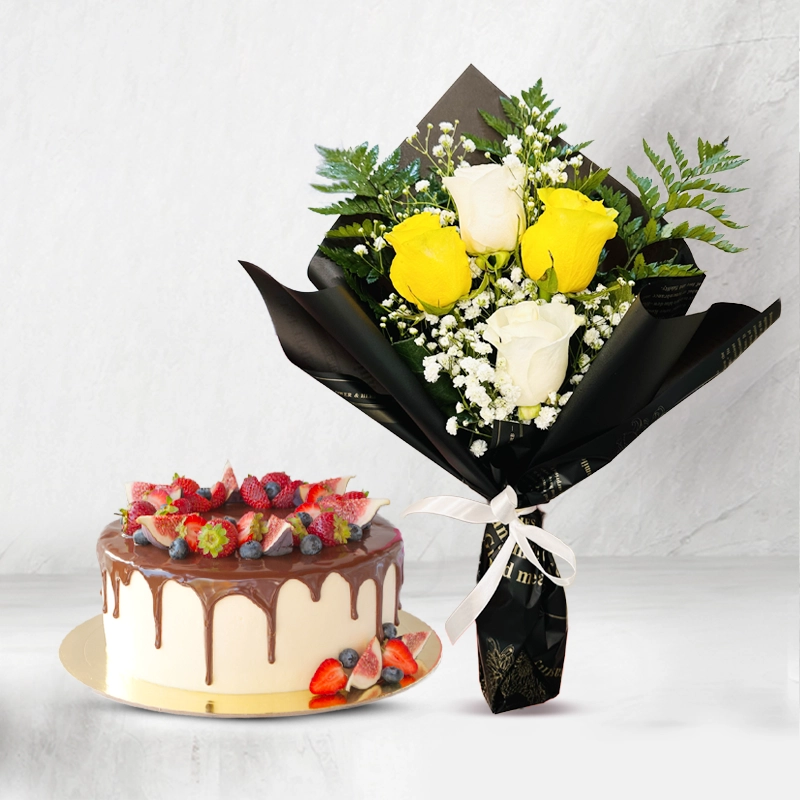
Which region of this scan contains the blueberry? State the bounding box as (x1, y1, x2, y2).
(292, 487, 303, 506)
(381, 666, 403, 684)
(196, 487, 212, 500)
(339, 648, 359, 669)
(169, 538, 189, 560)
(382, 622, 398, 640)
(224, 516, 237, 527)
(300, 534, 323, 555)
(132, 530, 150, 546)
(239, 540, 262, 560)
(264, 481, 280, 500)
(228, 489, 242, 504)
(347, 523, 363, 542)
(298, 511, 313, 528)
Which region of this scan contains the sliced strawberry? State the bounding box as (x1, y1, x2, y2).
(120, 500, 156, 535)
(307, 512, 351, 547)
(143, 486, 173, 509)
(170, 474, 199, 497)
(241, 475, 271, 509)
(172, 496, 194, 514)
(209, 481, 227, 509)
(237, 511, 268, 545)
(382, 639, 418, 676)
(197, 518, 238, 558)
(176, 513, 206, 552)
(306, 482, 333, 504)
(309, 658, 347, 696)
(220, 460, 239, 500)
(288, 502, 322, 545)
(273, 479, 302, 509)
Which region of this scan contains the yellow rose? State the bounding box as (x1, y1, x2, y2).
(521, 188, 619, 293)
(385, 213, 472, 314)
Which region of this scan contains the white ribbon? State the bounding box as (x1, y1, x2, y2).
(403, 486, 576, 644)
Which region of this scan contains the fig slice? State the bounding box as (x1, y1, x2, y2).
(137, 514, 183, 549)
(261, 517, 293, 556)
(346, 636, 382, 691)
(400, 631, 432, 659)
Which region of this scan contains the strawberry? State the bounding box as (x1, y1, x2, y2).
(170, 474, 199, 497)
(176, 513, 206, 552)
(185, 493, 212, 513)
(241, 475, 271, 509)
(237, 511, 268, 545)
(197, 518, 238, 558)
(309, 658, 347, 696)
(287, 515, 307, 546)
(273, 479, 302, 509)
(144, 486, 173, 509)
(128, 482, 155, 502)
(120, 500, 156, 535)
(260, 471, 290, 490)
(382, 639, 418, 676)
(172, 496, 194, 514)
(306, 482, 333, 504)
(308, 512, 351, 547)
(209, 481, 227, 509)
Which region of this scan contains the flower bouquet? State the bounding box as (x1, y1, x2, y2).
(241, 65, 780, 713)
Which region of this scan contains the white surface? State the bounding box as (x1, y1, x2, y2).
(0, 1, 797, 573)
(1, 558, 797, 799)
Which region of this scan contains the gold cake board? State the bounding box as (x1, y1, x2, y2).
(60, 609, 442, 717)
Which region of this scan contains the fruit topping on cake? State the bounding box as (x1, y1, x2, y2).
(299, 534, 323, 555)
(297, 476, 353, 503)
(318, 493, 389, 526)
(307, 512, 351, 547)
(176, 513, 206, 552)
(241, 475, 272, 509)
(138, 514, 184, 549)
(273, 479, 303, 509)
(345, 636, 382, 691)
(400, 631, 432, 658)
(239, 540, 263, 560)
(220, 460, 239, 500)
(381, 666, 403, 684)
(170, 474, 199, 497)
(120, 500, 156, 535)
(260, 517, 293, 557)
(209, 482, 227, 509)
(169, 538, 189, 560)
(197, 519, 238, 558)
(309, 658, 349, 696)
(382, 622, 398, 639)
(236, 511, 267, 545)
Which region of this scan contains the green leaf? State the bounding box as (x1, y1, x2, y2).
(309, 198, 384, 216)
(318, 245, 372, 279)
(325, 220, 376, 239)
(478, 109, 515, 139)
(462, 133, 503, 158)
(536, 266, 559, 300)
(569, 166, 611, 196)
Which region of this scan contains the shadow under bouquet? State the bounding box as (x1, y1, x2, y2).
(242, 66, 780, 713)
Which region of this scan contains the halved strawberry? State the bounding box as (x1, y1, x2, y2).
(176, 513, 206, 552)
(382, 639, 418, 676)
(120, 500, 156, 535)
(209, 481, 227, 509)
(307, 512, 351, 547)
(170, 474, 199, 497)
(185, 493, 212, 513)
(273, 479, 302, 509)
(172, 496, 194, 514)
(143, 486, 174, 509)
(197, 518, 238, 558)
(237, 511, 268, 545)
(309, 658, 347, 696)
(241, 475, 271, 509)
(260, 472, 290, 490)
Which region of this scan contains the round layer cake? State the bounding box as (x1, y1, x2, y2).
(98, 504, 404, 694)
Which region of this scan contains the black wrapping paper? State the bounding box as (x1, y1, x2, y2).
(241, 65, 781, 712)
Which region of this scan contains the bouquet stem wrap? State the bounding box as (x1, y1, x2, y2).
(241, 65, 780, 713)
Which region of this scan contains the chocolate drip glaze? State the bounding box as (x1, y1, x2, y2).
(97, 506, 404, 686)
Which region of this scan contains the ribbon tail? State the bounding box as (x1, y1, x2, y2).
(444, 535, 515, 644)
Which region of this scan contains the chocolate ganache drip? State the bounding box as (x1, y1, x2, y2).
(97, 505, 404, 686)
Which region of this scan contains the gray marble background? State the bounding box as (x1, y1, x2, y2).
(0, 0, 797, 573)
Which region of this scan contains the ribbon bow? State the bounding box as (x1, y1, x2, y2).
(403, 485, 577, 644)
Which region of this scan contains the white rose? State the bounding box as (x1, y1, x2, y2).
(442, 163, 526, 254)
(483, 300, 581, 406)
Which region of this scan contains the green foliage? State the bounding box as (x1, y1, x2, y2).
(310, 143, 420, 216)
(631, 253, 701, 280)
(568, 167, 611, 196)
(535, 266, 559, 301)
(626, 134, 747, 252)
(325, 219, 380, 239)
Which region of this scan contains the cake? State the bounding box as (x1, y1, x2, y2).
(98, 464, 411, 695)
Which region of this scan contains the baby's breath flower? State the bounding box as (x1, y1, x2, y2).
(353, 244, 368, 256)
(462, 139, 476, 153)
(414, 179, 430, 193)
(446, 416, 459, 435)
(439, 122, 454, 133)
(470, 439, 488, 457)
(432, 144, 445, 158)
(373, 236, 386, 251)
